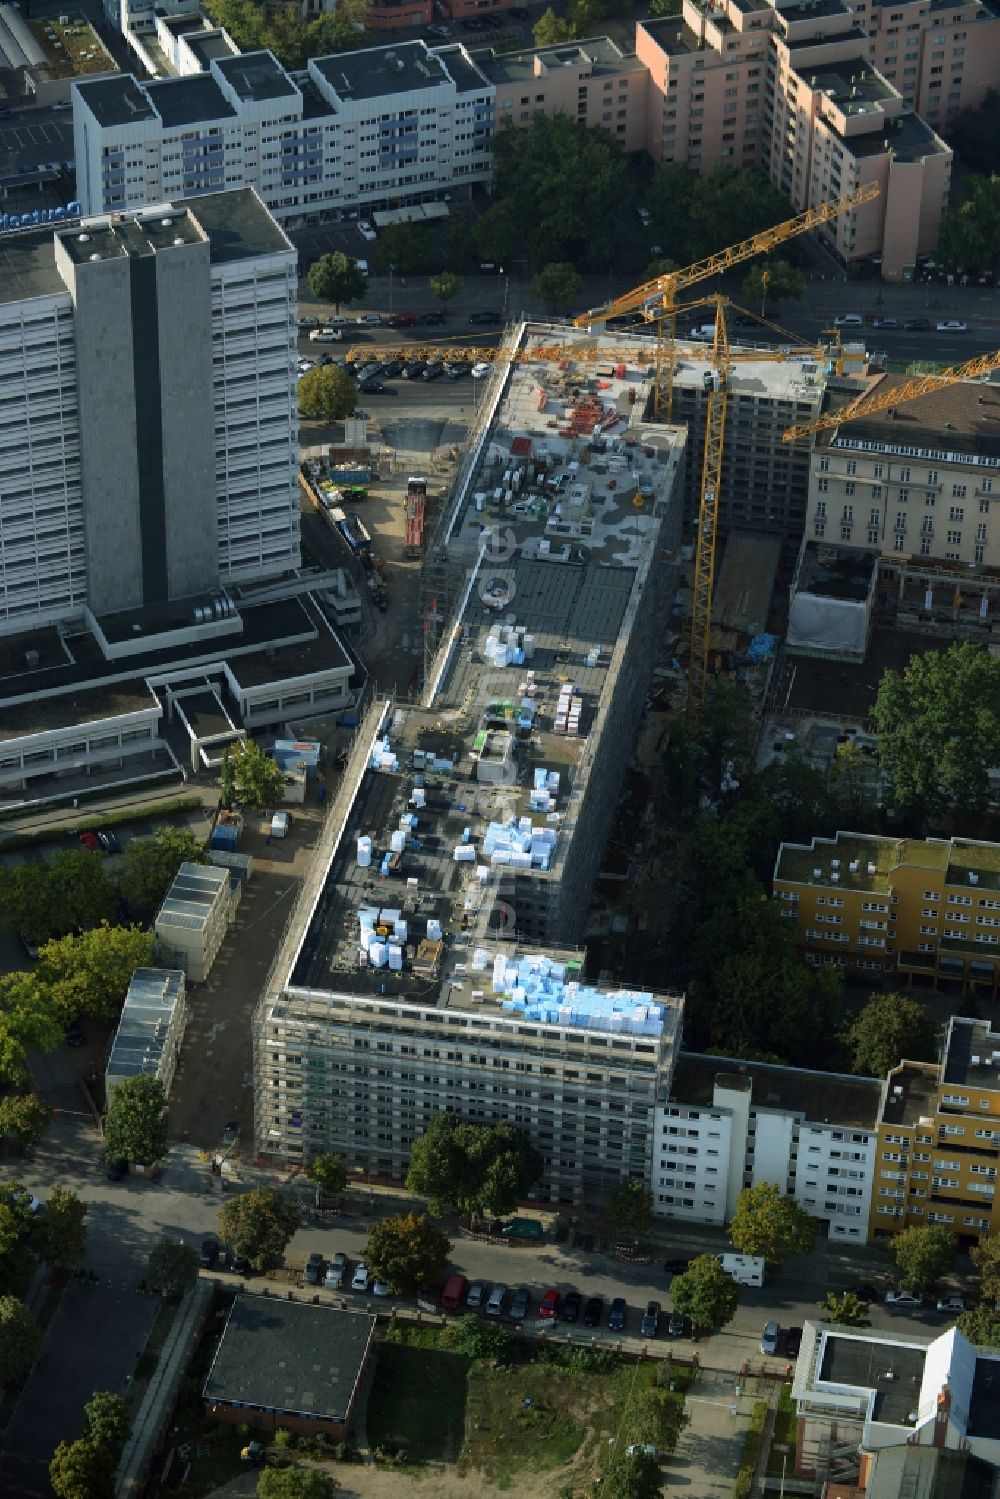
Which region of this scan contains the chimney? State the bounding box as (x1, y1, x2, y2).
(934, 1383, 951, 1447)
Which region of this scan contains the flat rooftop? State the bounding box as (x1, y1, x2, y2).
(186, 188, 294, 262)
(828, 374, 1000, 458)
(313, 41, 451, 101)
(188, 31, 240, 69)
(636, 17, 697, 55)
(0, 225, 66, 303)
(72, 74, 157, 128)
(774, 832, 961, 893)
(144, 72, 237, 127)
(156, 861, 229, 933)
(942, 1018, 1000, 1093)
(106, 968, 185, 1085)
(769, 621, 940, 722)
(819, 1332, 927, 1426)
(478, 35, 645, 85)
(214, 50, 297, 102)
(881, 1064, 939, 1128)
(203, 1296, 375, 1424)
(810, 59, 895, 112)
(673, 1052, 881, 1128)
(795, 541, 879, 603)
(968, 1355, 1000, 1440)
(431, 43, 491, 93)
(850, 110, 950, 161)
(779, 0, 851, 18)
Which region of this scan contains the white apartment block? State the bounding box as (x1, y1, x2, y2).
(0, 187, 297, 639)
(807, 374, 1000, 570)
(73, 39, 493, 223)
(654, 1055, 882, 1242)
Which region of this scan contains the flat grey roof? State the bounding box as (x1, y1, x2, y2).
(850, 110, 950, 161)
(144, 73, 237, 127)
(313, 41, 451, 101)
(432, 43, 491, 93)
(672, 1052, 882, 1129)
(106, 968, 185, 1085)
(203, 1296, 375, 1424)
(157, 861, 229, 932)
(0, 226, 63, 303)
(819, 1333, 927, 1426)
(188, 31, 239, 68)
(187, 188, 294, 262)
(73, 74, 156, 128)
(215, 50, 297, 102)
(942, 1018, 1000, 1093)
(795, 541, 879, 603)
(479, 35, 645, 85)
(0, 680, 158, 742)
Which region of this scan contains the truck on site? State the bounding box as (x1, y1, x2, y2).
(717, 1253, 765, 1287)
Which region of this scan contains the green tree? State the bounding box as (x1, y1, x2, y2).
(451, 1314, 516, 1362)
(307, 251, 367, 312)
(0, 1295, 41, 1381)
(429, 270, 462, 311)
(604, 1450, 661, 1499)
(258, 1468, 339, 1499)
(533, 5, 575, 44)
(218, 1188, 300, 1272)
(819, 1291, 870, 1326)
(729, 1183, 817, 1262)
(874, 642, 1000, 820)
(220, 739, 286, 812)
(34, 1185, 86, 1268)
(647, 0, 681, 13)
(971, 1235, 1000, 1302)
(373, 221, 433, 276)
(147, 1239, 200, 1299)
(364, 1211, 452, 1295)
(119, 826, 207, 912)
(0, 850, 117, 943)
(307, 1152, 347, 1199)
(103, 1075, 169, 1168)
(0, 1185, 42, 1296)
(891, 1224, 957, 1293)
(83, 1391, 131, 1450)
(298, 364, 359, 424)
(846, 992, 939, 1079)
(829, 740, 877, 828)
(0, 972, 64, 1084)
(471, 201, 520, 266)
(38, 923, 155, 1022)
(49, 1438, 116, 1499)
(669, 1253, 739, 1336)
(406, 1113, 542, 1217)
(603, 1179, 654, 1238)
(741, 257, 806, 317)
(938, 174, 1000, 277)
(958, 1304, 1000, 1347)
(530, 261, 584, 314)
(0, 1092, 50, 1149)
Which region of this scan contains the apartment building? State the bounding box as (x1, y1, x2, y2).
(806, 375, 1000, 569)
(72, 40, 493, 222)
(869, 1016, 1000, 1244)
(0, 187, 297, 635)
(654, 1054, 881, 1241)
(864, 0, 1000, 134)
(479, 37, 649, 153)
(774, 831, 1000, 996)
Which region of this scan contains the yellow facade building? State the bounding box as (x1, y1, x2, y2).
(773, 832, 1000, 998)
(869, 1017, 1000, 1244)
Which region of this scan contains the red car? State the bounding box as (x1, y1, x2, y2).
(78, 831, 102, 853)
(387, 311, 415, 329)
(539, 1288, 560, 1320)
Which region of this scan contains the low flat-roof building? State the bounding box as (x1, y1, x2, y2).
(105, 968, 187, 1100)
(203, 1296, 376, 1438)
(786, 542, 880, 662)
(155, 863, 236, 984)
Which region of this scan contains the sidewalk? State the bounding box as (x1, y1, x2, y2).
(667, 1369, 751, 1498)
(1, 779, 216, 840)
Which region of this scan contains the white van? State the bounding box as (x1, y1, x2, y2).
(717, 1253, 765, 1287)
(834, 313, 863, 328)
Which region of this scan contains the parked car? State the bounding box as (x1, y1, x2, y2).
(325, 1253, 349, 1289)
(96, 830, 119, 852)
(833, 313, 863, 329)
(539, 1288, 560, 1320)
(626, 1444, 660, 1460)
(640, 1301, 661, 1338)
(422, 361, 445, 380)
(583, 1296, 604, 1327)
(79, 831, 102, 853)
(297, 316, 320, 330)
(200, 1239, 219, 1268)
(360, 380, 386, 394)
(871, 317, 898, 329)
(426, 23, 451, 36)
(387, 311, 416, 328)
(304, 1252, 325, 1285)
(18, 933, 39, 960)
(761, 1320, 781, 1355)
(936, 1295, 965, 1314)
(356, 312, 382, 326)
(936, 319, 968, 332)
(608, 1297, 627, 1331)
(230, 1250, 251, 1276)
(510, 1286, 531, 1320)
(562, 1291, 582, 1324)
(401, 360, 426, 379)
(381, 359, 404, 377)
(466, 1281, 487, 1310)
(849, 1281, 882, 1304)
(664, 1257, 692, 1276)
(486, 1284, 509, 1318)
(373, 1279, 391, 1297)
(309, 328, 342, 342)
(471, 361, 492, 378)
(904, 317, 930, 330)
(469, 310, 503, 326)
(418, 310, 445, 325)
(784, 1327, 803, 1357)
(352, 1264, 372, 1293)
(885, 1289, 923, 1308)
(666, 1311, 685, 1338)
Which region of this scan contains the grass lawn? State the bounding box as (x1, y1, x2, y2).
(766, 1385, 796, 1478)
(368, 1341, 472, 1462)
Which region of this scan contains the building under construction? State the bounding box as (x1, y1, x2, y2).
(253, 323, 688, 1196)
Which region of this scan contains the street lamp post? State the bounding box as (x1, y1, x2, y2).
(500, 265, 509, 317)
(774, 1442, 790, 1499)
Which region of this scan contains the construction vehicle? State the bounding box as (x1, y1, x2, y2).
(782, 347, 1000, 443)
(405, 475, 427, 558)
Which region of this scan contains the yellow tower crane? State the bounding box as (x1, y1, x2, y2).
(571, 180, 879, 420)
(781, 348, 1000, 443)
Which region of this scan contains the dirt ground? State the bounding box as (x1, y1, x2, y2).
(208, 1463, 563, 1499)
